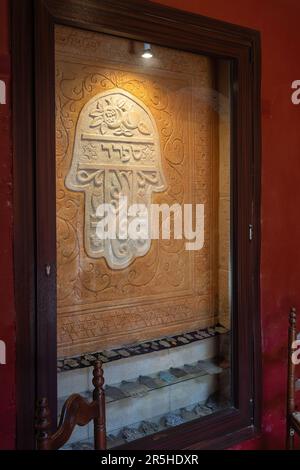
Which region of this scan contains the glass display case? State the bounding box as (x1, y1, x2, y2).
(13, 0, 261, 450)
(55, 27, 232, 449)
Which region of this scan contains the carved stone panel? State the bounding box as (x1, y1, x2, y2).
(55, 26, 225, 357)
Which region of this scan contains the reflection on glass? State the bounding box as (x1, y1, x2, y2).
(55, 25, 232, 449)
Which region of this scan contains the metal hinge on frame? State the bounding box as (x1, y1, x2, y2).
(249, 398, 254, 423)
(249, 224, 253, 241)
(45, 264, 51, 277)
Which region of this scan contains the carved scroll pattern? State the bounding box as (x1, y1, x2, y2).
(55, 26, 216, 356)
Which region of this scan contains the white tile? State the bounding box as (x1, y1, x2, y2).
(66, 422, 90, 445)
(106, 387, 170, 433)
(58, 337, 220, 438)
(169, 375, 216, 410)
(58, 368, 89, 398)
(87, 336, 216, 387)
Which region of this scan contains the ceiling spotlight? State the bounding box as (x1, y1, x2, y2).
(142, 43, 153, 59)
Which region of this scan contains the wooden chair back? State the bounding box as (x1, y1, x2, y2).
(35, 360, 106, 450)
(287, 307, 297, 449)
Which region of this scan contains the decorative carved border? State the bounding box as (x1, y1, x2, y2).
(58, 323, 229, 372)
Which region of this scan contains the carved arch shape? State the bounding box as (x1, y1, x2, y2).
(66, 88, 167, 269)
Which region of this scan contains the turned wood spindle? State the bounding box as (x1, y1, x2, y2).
(287, 307, 297, 450)
(35, 397, 52, 450)
(93, 360, 106, 450)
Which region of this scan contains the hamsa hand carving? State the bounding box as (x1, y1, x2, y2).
(66, 89, 166, 269)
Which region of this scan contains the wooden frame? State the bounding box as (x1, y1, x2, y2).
(12, 0, 261, 449)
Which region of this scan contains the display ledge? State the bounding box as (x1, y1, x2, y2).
(63, 394, 229, 450)
(58, 357, 229, 414)
(57, 324, 229, 373)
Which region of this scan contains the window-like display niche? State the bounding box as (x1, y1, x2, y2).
(55, 26, 232, 449)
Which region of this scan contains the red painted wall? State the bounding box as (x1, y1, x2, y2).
(1, 0, 300, 449)
(154, 0, 300, 450)
(0, 0, 16, 451)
